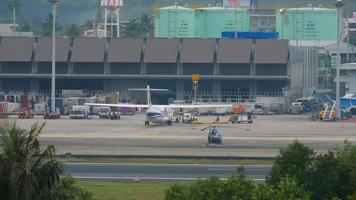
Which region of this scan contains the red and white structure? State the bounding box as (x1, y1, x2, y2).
(101, 0, 123, 37)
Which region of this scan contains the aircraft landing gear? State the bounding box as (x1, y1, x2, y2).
(166, 120, 172, 126)
(145, 120, 150, 126)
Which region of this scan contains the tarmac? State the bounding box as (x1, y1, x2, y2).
(3, 114, 356, 158)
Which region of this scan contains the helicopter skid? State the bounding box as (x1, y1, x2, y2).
(205, 143, 224, 148)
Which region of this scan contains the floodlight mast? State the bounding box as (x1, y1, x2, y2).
(48, 0, 60, 113)
(334, 0, 345, 120)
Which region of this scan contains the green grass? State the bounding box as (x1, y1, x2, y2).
(79, 181, 172, 200)
(61, 157, 272, 165)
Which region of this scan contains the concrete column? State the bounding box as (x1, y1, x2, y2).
(104, 39, 110, 75)
(32, 63, 38, 74)
(141, 63, 147, 75)
(104, 63, 110, 75)
(249, 81, 257, 94)
(177, 39, 183, 75)
(68, 63, 74, 74)
(251, 40, 256, 76)
(30, 79, 40, 91)
(177, 62, 183, 75)
(141, 41, 146, 75)
(176, 80, 184, 100)
(212, 80, 222, 102)
(214, 40, 219, 76)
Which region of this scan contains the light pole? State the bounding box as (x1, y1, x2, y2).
(192, 74, 200, 104)
(277, 8, 287, 39)
(334, 0, 345, 120)
(48, 0, 60, 113)
(12, 0, 16, 33)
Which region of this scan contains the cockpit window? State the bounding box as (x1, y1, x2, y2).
(147, 112, 161, 117)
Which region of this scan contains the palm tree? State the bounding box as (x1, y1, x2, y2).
(0, 122, 63, 200)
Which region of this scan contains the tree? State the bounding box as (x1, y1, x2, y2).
(267, 140, 315, 186)
(189, 176, 223, 200)
(63, 23, 83, 38)
(309, 151, 346, 200)
(125, 14, 153, 38)
(222, 167, 255, 200)
(165, 184, 190, 200)
(0, 122, 92, 200)
(0, 122, 63, 200)
(18, 20, 31, 32)
(41, 14, 63, 37)
(336, 140, 356, 199)
(272, 176, 311, 200)
(222, 174, 255, 200)
(252, 184, 274, 200)
(7, 0, 21, 13)
(82, 20, 94, 30)
(47, 176, 93, 200)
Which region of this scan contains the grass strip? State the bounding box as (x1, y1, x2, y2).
(79, 181, 172, 200)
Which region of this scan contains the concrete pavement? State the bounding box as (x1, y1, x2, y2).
(8, 114, 356, 157)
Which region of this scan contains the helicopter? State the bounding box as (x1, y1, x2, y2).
(199, 125, 251, 148)
(201, 126, 223, 147)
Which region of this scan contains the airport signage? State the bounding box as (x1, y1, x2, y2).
(221, 32, 279, 39)
(223, 0, 251, 8)
(223, 0, 240, 8)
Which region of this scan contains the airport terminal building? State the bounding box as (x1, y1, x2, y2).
(0, 37, 290, 103)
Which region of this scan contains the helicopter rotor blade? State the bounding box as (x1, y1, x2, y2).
(201, 127, 209, 131)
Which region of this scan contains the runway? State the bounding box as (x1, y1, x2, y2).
(7, 114, 356, 157)
(64, 163, 271, 182)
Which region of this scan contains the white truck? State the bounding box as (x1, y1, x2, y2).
(98, 107, 111, 119)
(70, 105, 91, 119)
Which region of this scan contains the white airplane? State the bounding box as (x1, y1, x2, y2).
(85, 85, 233, 126)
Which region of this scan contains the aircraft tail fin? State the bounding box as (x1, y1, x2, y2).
(128, 86, 169, 109)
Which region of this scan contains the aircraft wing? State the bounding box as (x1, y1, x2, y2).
(85, 103, 149, 108)
(156, 104, 234, 109)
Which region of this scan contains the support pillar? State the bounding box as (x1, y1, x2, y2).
(104, 41, 110, 75)
(251, 41, 256, 76)
(104, 9, 108, 37)
(141, 63, 146, 75)
(249, 81, 257, 95)
(212, 80, 222, 102)
(141, 41, 147, 75)
(68, 63, 73, 74)
(104, 64, 110, 75)
(214, 64, 220, 76)
(177, 63, 183, 75)
(176, 80, 184, 100)
(177, 39, 183, 75)
(116, 8, 120, 38)
(32, 63, 38, 74)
